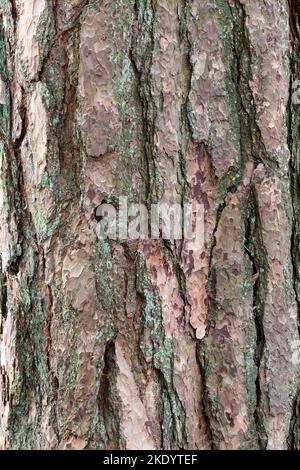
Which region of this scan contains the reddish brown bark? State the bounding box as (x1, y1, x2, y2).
(0, 0, 300, 450)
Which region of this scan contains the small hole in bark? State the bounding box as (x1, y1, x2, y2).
(94, 206, 104, 222)
(227, 185, 237, 193)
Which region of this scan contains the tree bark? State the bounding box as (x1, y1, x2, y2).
(0, 0, 300, 450)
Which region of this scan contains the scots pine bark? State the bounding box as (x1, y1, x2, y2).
(0, 0, 300, 450)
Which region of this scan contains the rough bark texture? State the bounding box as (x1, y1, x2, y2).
(0, 0, 300, 451)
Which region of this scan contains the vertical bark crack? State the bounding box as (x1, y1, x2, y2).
(244, 191, 267, 449)
(130, 0, 157, 205)
(286, 0, 300, 449)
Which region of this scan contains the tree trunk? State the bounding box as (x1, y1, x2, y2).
(0, 0, 300, 451)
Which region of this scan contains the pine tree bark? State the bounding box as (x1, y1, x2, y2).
(0, 0, 300, 450)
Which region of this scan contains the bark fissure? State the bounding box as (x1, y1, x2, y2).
(287, 0, 300, 449)
(132, 0, 157, 205)
(228, 0, 278, 171)
(244, 190, 268, 449)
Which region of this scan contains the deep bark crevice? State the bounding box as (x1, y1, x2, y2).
(244, 190, 268, 449)
(286, 0, 300, 449)
(98, 341, 121, 450)
(130, 0, 157, 205)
